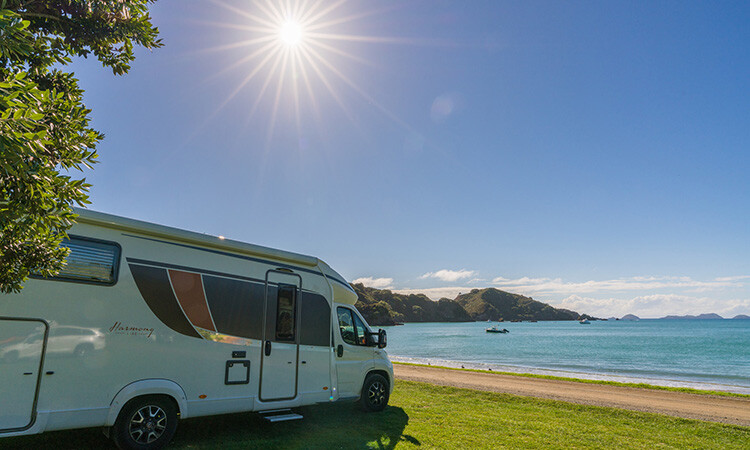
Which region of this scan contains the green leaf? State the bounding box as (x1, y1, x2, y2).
(0, 1, 160, 294)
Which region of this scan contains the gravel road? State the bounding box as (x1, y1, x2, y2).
(394, 364, 750, 427)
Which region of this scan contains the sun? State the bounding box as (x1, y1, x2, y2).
(279, 20, 304, 47)
(199, 1, 429, 143)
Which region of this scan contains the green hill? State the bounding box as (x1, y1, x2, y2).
(353, 284, 595, 325)
(352, 283, 472, 325)
(454, 288, 590, 321)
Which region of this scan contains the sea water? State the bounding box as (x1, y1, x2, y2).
(382, 319, 750, 394)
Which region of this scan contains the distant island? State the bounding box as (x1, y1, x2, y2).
(618, 313, 750, 320)
(352, 284, 599, 326)
(660, 313, 750, 320)
(660, 313, 724, 320)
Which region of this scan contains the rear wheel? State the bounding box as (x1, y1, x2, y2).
(73, 344, 93, 357)
(360, 373, 389, 412)
(112, 396, 178, 450)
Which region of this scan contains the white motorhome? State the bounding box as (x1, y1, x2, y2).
(0, 209, 392, 449)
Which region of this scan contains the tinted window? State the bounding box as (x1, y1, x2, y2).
(337, 307, 356, 345)
(51, 327, 79, 337)
(353, 313, 369, 346)
(299, 292, 331, 347)
(43, 237, 120, 285)
(337, 307, 370, 346)
(275, 284, 297, 342)
(203, 275, 264, 339)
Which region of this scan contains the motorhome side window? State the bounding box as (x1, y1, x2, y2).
(337, 307, 369, 346)
(275, 284, 297, 342)
(36, 237, 120, 285)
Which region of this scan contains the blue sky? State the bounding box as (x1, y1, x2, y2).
(70, 1, 749, 318)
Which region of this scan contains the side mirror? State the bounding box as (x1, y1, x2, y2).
(377, 329, 387, 349)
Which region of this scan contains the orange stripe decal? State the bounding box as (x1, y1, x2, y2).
(168, 270, 216, 332)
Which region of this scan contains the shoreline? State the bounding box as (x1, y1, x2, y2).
(390, 356, 750, 395)
(393, 364, 750, 427)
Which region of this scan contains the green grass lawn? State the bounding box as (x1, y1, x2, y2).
(2, 380, 748, 449)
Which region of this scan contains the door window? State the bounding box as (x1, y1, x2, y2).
(275, 284, 297, 342)
(353, 313, 368, 346)
(337, 307, 369, 346)
(337, 307, 356, 345)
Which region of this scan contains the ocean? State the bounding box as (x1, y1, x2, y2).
(382, 319, 750, 394)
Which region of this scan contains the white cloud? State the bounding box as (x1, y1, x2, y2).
(489, 275, 748, 296)
(493, 276, 557, 286)
(553, 294, 750, 319)
(420, 269, 476, 282)
(352, 277, 394, 289)
(362, 271, 750, 317)
(714, 275, 750, 282)
(393, 286, 471, 300)
(388, 287, 750, 318)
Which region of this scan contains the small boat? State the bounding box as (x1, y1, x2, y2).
(486, 326, 509, 333)
(579, 319, 590, 324)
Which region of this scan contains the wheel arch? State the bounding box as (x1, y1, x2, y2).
(367, 358, 394, 395)
(364, 369, 391, 391)
(106, 379, 188, 426)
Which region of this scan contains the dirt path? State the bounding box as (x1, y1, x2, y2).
(393, 364, 750, 427)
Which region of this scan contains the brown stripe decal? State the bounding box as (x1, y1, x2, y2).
(168, 270, 216, 332)
(129, 264, 202, 339)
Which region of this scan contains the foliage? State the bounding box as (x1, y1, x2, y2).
(454, 288, 596, 321)
(353, 284, 597, 325)
(352, 283, 472, 326)
(0, 1, 161, 293)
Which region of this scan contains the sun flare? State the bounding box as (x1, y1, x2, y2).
(201, 0, 427, 142)
(279, 20, 304, 47)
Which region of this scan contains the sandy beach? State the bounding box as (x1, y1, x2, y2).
(394, 364, 750, 427)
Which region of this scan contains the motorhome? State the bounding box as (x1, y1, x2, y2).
(0, 209, 392, 449)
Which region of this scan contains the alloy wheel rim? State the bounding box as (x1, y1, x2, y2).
(368, 381, 386, 406)
(129, 405, 167, 444)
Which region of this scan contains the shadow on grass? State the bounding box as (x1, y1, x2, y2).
(173, 402, 413, 449)
(0, 402, 413, 450)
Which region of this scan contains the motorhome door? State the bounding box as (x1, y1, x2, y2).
(0, 318, 47, 432)
(260, 270, 301, 401)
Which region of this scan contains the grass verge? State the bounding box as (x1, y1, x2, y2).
(394, 361, 750, 398)
(1, 380, 747, 449)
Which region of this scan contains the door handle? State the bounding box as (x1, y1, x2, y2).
(265, 340, 272, 356)
(337, 344, 343, 357)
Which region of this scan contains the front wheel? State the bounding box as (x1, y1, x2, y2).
(360, 373, 389, 412)
(112, 396, 178, 450)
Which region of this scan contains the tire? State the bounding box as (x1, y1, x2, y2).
(112, 396, 178, 450)
(360, 373, 389, 412)
(73, 344, 93, 357)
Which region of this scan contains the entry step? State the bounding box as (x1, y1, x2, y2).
(259, 409, 303, 422)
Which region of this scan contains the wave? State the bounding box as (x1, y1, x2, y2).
(390, 355, 750, 394)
